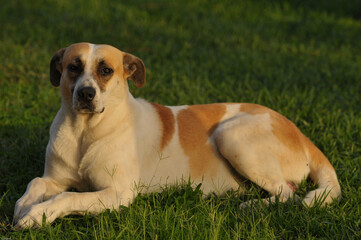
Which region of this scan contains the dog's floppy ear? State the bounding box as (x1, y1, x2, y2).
(50, 48, 66, 87)
(123, 53, 146, 88)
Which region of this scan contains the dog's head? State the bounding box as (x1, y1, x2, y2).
(50, 43, 145, 114)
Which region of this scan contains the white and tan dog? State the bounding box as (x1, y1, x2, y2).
(14, 43, 341, 229)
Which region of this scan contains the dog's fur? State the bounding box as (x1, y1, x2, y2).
(14, 43, 341, 229)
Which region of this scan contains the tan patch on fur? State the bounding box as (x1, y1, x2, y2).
(240, 103, 303, 152)
(93, 45, 123, 91)
(240, 103, 307, 182)
(151, 103, 175, 150)
(302, 135, 333, 182)
(239, 103, 269, 115)
(240, 103, 333, 182)
(58, 43, 91, 104)
(270, 112, 304, 153)
(92, 59, 115, 92)
(177, 104, 226, 178)
(61, 43, 91, 70)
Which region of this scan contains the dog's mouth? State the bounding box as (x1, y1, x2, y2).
(75, 104, 105, 114)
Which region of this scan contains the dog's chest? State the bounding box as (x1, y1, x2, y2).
(48, 112, 140, 191)
(47, 119, 100, 189)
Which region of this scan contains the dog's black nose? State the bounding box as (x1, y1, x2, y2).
(77, 87, 96, 102)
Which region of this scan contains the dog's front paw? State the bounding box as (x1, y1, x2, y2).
(14, 202, 57, 230)
(14, 197, 32, 223)
(14, 191, 45, 222)
(15, 207, 43, 229)
(15, 214, 41, 229)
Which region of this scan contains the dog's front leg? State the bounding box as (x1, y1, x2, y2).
(14, 177, 67, 224)
(15, 187, 133, 229)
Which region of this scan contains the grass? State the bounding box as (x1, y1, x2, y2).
(1, 0, 361, 238)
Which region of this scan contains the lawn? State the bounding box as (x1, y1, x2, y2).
(1, 0, 361, 239)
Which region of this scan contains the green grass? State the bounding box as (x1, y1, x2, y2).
(1, 0, 361, 238)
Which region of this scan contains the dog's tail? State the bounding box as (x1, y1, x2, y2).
(303, 139, 341, 206)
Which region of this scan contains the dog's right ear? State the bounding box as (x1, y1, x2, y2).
(49, 48, 66, 87)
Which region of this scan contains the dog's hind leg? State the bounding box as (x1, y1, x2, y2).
(214, 113, 303, 207)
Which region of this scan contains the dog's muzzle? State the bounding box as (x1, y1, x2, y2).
(75, 86, 103, 113)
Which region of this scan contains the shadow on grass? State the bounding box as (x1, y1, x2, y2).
(0, 123, 48, 228)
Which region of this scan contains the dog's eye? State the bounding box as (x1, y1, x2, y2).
(101, 68, 113, 76)
(68, 64, 80, 72)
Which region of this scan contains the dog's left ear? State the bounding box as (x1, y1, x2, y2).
(123, 53, 146, 88)
(50, 48, 66, 87)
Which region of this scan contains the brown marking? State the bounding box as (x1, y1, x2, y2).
(240, 103, 304, 153)
(61, 43, 92, 85)
(240, 103, 334, 183)
(66, 57, 84, 82)
(151, 103, 175, 150)
(123, 53, 146, 88)
(93, 59, 115, 91)
(177, 104, 226, 178)
(61, 43, 91, 71)
(302, 135, 333, 183)
(55, 43, 92, 104)
(50, 44, 90, 104)
(93, 45, 124, 91)
(240, 103, 306, 180)
(55, 43, 144, 93)
(270, 112, 304, 153)
(239, 103, 269, 115)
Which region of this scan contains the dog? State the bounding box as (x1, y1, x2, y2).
(14, 43, 341, 229)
